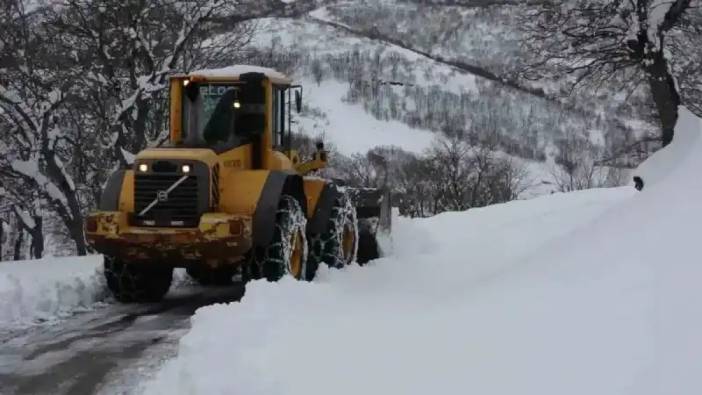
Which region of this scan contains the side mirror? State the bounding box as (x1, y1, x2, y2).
(295, 90, 302, 113)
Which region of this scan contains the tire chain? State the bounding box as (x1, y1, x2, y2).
(104, 256, 173, 303)
(254, 196, 309, 281)
(308, 191, 358, 275)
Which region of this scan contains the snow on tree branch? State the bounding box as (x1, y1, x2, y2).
(520, 0, 700, 145)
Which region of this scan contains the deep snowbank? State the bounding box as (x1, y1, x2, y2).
(633, 107, 701, 189)
(0, 255, 107, 329)
(145, 108, 702, 395)
(144, 188, 634, 395)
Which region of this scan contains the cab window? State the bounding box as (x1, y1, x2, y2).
(180, 81, 265, 152)
(273, 86, 287, 148)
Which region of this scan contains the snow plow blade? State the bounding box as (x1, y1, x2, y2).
(347, 188, 391, 264)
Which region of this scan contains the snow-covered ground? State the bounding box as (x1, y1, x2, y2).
(0, 255, 107, 330)
(145, 108, 702, 395)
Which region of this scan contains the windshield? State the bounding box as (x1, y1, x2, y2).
(180, 82, 264, 150)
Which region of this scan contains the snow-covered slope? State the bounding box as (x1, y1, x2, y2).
(244, 10, 637, 196)
(145, 109, 701, 395)
(298, 79, 435, 154)
(248, 4, 657, 170)
(0, 255, 107, 329)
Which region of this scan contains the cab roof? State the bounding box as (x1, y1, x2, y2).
(174, 65, 292, 85)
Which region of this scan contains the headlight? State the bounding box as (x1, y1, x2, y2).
(181, 164, 191, 174)
(138, 163, 148, 172)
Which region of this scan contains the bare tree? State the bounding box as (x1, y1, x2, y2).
(0, 1, 87, 254)
(53, 0, 227, 166)
(0, 0, 263, 255)
(428, 135, 474, 211)
(0, 183, 44, 259)
(395, 156, 434, 218)
(521, 0, 701, 146)
(549, 130, 611, 192)
(426, 134, 527, 213)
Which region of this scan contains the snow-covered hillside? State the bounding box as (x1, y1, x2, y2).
(144, 107, 702, 395)
(298, 79, 435, 154)
(249, 2, 658, 168)
(240, 5, 650, 202)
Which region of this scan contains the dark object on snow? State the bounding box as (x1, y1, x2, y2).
(348, 188, 391, 264)
(633, 176, 644, 191)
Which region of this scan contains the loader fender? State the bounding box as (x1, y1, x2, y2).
(99, 170, 126, 211)
(253, 171, 306, 246)
(306, 183, 342, 235)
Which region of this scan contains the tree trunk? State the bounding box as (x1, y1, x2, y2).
(14, 229, 24, 261)
(42, 147, 87, 256)
(30, 215, 44, 259)
(646, 54, 680, 147)
(69, 218, 88, 256)
(0, 220, 4, 261)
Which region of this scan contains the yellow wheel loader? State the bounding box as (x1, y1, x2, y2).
(85, 66, 389, 303)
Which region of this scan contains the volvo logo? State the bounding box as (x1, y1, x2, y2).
(137, 175, 189, 217)
(157, 190, 169, 202)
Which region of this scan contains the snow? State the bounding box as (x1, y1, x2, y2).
(298, 79, 435, 155)
(309, 6, 351, 30)
(53, 155, 76, 192)
(647, 0, 672, 49)
(146, 108, 702, 395)
(0, 255, 107, 330)
(12, 207, 36, 229)
(633, 107, 701, 189)
(252, 17, 479, 95)
(11, 159, 70, 210)
(188, 65, 289, 81)
(121, 147, 136, 165)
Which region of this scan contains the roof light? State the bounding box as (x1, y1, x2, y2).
(183, 79, 190, 87)
(138, 163, 148, 172)
(233, 100, 241, 109)
(181, 164, 191, 174)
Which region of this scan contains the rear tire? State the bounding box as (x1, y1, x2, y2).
(307, 192, 358, 280)
(259, 195, 308, 282)
(104, 256, 173, 303)
(186, 265, 237, 286)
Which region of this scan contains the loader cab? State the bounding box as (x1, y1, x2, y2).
(172, 73, 267, 152)
(168, 67, 299, 170)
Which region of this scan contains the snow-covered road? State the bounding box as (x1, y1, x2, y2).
(0, 285, 244, 395)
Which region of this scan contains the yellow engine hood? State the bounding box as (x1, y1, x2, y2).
(135, 148, 219, 166)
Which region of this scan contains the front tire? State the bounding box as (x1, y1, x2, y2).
(104, 256, 173, 303)
(259, 195, 308, 282)
(307, 191, 358, 280)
